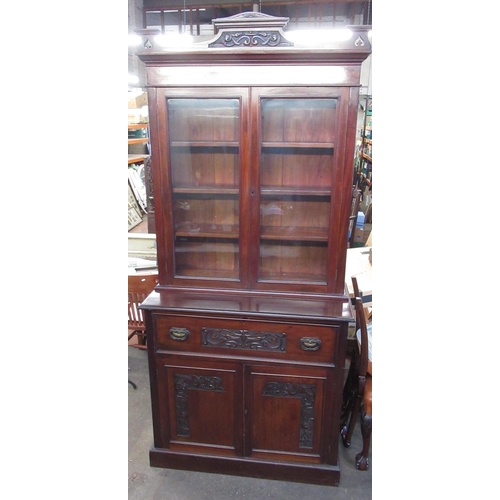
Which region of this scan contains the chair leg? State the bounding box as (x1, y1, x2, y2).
(340, 389, 356, 443)
(355, 410, 372, 471)
(341, 395, 361, 448)
(340, 350, 358, 438)
(128, 330, 148, 350)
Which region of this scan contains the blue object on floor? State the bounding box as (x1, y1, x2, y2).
(356, 211, 365, 229)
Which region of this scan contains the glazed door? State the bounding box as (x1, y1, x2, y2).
(250, 88, 350, 294)
(153, 88, 250, 288)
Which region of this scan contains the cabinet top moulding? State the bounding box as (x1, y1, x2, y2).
(135, 13, 372, 86)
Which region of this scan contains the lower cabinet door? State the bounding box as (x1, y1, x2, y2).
(157, 356, 243, 456)
(246, 364, 331, 463)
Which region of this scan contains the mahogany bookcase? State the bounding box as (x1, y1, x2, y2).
(136, 12, 371, 486)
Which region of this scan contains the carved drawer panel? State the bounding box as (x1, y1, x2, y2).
(153, 314, 339, 364)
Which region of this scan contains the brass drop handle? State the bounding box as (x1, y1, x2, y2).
(300, 337, 322, 351)
(169, 327, 190, 341)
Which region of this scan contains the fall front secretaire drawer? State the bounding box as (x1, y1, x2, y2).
(153, 314, 339, 364)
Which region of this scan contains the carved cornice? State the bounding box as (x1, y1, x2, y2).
(209, 12, 293, 48)
(136, 12, 371, 67)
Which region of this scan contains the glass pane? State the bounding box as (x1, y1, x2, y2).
(259, 98, 337, 284)
(260, 240, 328, 283)
(168, 98, 240, 280)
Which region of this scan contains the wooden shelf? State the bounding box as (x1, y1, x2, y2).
(262, 142, 334, 149)
(175, 223, 239, 238)
(128, 154, 149, 165)
(362, 153, 372, 162)
(173, 186, 239, 195)
(128, 138, 149, 145)
(259, 271, 327, 284)
(128, 123, 149, 130)
(261, 186, 331, 197)
(171, 141, 239, 148)
(174, 268, 239, 280)
(260, 226, 329, 242)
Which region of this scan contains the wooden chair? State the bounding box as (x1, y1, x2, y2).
(348, 187, 362, 248)
(352, 274, 372, 323)
(128, 273, 158, 350)
(340, 276, 372, 470)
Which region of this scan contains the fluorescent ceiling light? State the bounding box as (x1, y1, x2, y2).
(161, 8, 206, 13)
(286, 28, 353, 45)
(128, 34, 142, 47)
(155, 33, 194, 47)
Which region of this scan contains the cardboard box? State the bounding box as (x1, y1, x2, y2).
(128, 92, 148, 109)
(128, 233, 157, 260)
(353, 224, 372, 243)
(352, 227, 369, 247)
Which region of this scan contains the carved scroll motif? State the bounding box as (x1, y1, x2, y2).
(202, 327, 286, 352)
(262, 381, 316, 448)
(354, 36, 365, 47)
(209, 31, 293, 48)
(174, 374, 225, 437)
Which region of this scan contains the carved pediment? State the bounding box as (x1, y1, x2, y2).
(209, 11, 294, 48)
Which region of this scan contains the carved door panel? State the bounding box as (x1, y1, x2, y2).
(158, 356, 243, 456)
(246, 364, 330, 463)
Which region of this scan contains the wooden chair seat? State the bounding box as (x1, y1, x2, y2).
(128, 273, 158, 350)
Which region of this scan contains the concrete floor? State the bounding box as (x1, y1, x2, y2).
(128, 347, 372, 500)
